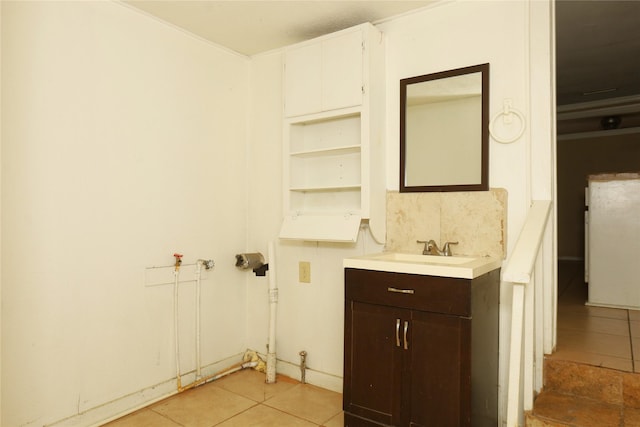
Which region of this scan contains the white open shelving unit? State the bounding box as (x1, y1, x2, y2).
(279, 23, 385, 243)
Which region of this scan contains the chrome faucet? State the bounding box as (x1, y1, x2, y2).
(417, 240, 459, 256)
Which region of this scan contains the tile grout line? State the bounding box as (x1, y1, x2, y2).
(259, 403, 324, 426)
(150, 407, 186, 427)
(210, 402, 261, 426)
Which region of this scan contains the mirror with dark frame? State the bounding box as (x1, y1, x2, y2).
(400, 63, 489, 192)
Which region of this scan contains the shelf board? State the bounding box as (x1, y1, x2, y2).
(289, 184, 361, 192)
(290, 144, 361, 157)
(286, 105, 362, 124)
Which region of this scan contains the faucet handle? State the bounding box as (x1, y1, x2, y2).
(417, 239, 440, 255)
(442, 241, 459, 256)
(416, 240, 431, 255)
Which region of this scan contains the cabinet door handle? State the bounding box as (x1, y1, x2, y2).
(395, 318, 401, 347)
(403, 321, 409, 350)
(387, 287, 415, 295)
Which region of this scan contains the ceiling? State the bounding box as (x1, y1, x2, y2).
(123, 1, 434, 56)
(124, 0, 640, 110)
(555, 0, 640, 107)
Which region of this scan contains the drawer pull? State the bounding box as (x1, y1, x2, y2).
(403, 321, 409, 350)
(395, 319, 401, 347)
(387, 287, 415, 295)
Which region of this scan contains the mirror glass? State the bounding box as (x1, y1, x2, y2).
(400, 63, 489, 192)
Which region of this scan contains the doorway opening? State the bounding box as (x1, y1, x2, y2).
(554, 0, 640, 372)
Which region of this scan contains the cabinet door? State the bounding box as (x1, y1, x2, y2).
(344, 301, 404, 426)
(284, 30, 363, 117)
(284, 42, 322, 117)
(322, 30, 363, 111)
(404, 311, 471, 427)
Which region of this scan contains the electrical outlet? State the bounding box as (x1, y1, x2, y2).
(299, 261, 311, 283)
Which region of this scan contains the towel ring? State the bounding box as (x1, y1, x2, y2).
(489, 103, 526, 144)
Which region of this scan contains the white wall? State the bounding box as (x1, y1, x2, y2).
(1, 2, 249, 426)
(381, 0, 532, 238)
(244, 51, 283, 357)
(0, 0, 553, 425)
(246, 1, 552, 420)
(246, 51, 385, 392)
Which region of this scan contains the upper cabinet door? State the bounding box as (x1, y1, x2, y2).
(321, 30, 363, 112)
(283, 42, 322, 117)
(284, 29, 363, 117)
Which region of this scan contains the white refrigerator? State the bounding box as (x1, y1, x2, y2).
(586, 173, 640, 310)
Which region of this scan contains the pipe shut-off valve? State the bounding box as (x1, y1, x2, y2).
(173, 253, 183, 271)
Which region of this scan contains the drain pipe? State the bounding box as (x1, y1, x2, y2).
(266, 241, 278, 383)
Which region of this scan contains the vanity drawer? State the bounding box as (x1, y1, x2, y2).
(345, 268, 472, 316)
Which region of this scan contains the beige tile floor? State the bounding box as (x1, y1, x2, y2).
(108, 261, 640, 426)
(551, 260, 640, 373)
(103, 369, 344, 427)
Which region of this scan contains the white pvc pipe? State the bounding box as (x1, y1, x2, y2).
(266, 241, 278, 383)
(173, 269, 182, 389)
(97, 360, 257, 426)
(206, 360, 259, 384)
(195, 260, 203, 380)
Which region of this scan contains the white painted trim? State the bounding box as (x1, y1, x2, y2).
(506, 284, 525, 427)
(543, 223, 557, 356)
(502, 201, 552, 284)
(276, 359, 343, 394)
(504, 200, 553, 426)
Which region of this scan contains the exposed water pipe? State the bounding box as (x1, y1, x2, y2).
(198, 360, 259, 387)
(169, 257, 266, 392)
(194, 259, 214, 380)
(173, 253, 184, 390)
(266, 241, 278, 383)
(172, 254, 215, 392)
(180, 360, 259, 393)
(299, 350, 307, 384)
(195, 261, 201, 380)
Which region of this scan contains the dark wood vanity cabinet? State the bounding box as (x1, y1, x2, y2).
(343, 268, 500, 427)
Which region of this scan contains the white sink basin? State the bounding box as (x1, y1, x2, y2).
(370, 252, 477, 265)
(343, 252, 501, 279)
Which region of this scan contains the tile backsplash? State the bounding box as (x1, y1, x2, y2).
(386, 189, 507, 259)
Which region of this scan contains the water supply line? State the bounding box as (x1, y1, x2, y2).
(180, 359, 259, 393)
(299, 350, 307, 384)
(173, 253, 183, 390)
(195, 258, 215, 380)
(266, 241, 278, 383)
(168, 253, 267, 393)
(172, 253, 216, 392)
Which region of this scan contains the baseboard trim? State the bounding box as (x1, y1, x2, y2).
(47, 352, 344, 426)
(275, 359, 343, 394)
(48, 353, 244, 427)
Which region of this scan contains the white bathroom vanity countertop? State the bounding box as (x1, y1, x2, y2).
(343, 252, 502, 279)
